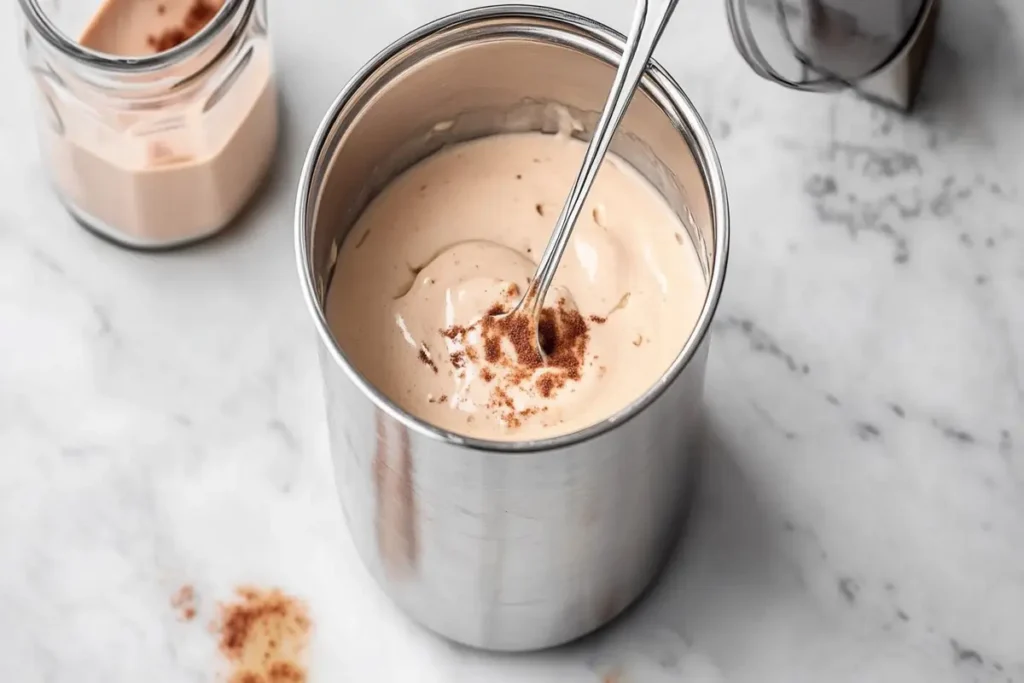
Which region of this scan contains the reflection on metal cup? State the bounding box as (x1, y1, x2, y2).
(726, 0, 940, 110)
(295, 5, 729, 652)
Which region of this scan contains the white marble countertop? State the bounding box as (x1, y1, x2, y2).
(2, 0, 1022, 680)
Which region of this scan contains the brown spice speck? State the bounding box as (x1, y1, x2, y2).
(536, 373, 558, 398)
(147, 0, 221, 52)
(535, 203, 545, 216)
(268, 661, 305, 682)
(171, 585, 197, 621)
(492, 387, 515, 410)
(441, 324, 467, 340)
(589, 314, 607, 324)
(484, 336, 502, 363)
(418, 347, 438, 373)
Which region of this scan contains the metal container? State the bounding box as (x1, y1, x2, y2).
(295, 5, 729, 652)
(726, 0, 940, 110)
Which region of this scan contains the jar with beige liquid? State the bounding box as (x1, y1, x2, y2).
(18, 0, 278, 249)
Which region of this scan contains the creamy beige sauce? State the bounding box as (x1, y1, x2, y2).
(327, 132, 706, 441)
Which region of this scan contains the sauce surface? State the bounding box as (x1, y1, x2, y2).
(327, 132, 707, 440)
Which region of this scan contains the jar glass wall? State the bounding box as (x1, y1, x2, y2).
(18, 0, 278, 249)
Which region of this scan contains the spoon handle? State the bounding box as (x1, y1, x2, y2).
(524, 0, 680, 317)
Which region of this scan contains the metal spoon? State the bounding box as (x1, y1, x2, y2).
(506, 0, 681, 356)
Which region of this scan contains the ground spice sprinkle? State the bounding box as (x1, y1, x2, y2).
(216, 587, 311, 683)
(437, 291, 595, 429)
(147, 0, 221, 52)
(418, 347, 438, 373)
(171, 584, 197, 621)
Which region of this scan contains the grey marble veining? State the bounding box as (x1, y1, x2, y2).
(1, 0, 1022, 681)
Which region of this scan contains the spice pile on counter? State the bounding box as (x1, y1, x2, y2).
(217, 587, 311, 683)
(169, 584, 311, 683)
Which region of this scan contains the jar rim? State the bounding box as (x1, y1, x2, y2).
(18, 0, 251, 73)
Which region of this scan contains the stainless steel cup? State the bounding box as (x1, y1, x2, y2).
(295, 5, 729, 652)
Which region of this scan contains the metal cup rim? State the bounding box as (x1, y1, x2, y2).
(294, 3, 730, 454)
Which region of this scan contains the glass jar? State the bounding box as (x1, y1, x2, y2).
(18, 0, 278, 249)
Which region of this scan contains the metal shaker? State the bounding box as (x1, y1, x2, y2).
(726, 0, 940, 110)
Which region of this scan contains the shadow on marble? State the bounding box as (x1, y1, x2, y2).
(578, 411, 789, 651)
(438, 410, 787, 680)
(914, 0, 1023, 144)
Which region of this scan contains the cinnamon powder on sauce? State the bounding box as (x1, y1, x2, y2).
(147, 0, 222, 52)
(417, 347, 438, 373)
(441, 295, 593, 429)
